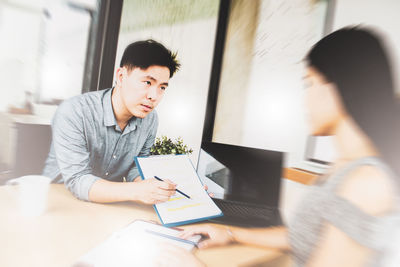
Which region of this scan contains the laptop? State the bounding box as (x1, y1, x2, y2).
(196, 141, 283, 227)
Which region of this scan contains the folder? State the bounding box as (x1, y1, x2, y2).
(134, 154, 223, 226)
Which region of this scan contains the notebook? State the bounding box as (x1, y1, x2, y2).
(134, 154, 223, 227)
(197, 142, 283, 227)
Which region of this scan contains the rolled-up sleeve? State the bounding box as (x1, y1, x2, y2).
(126, 113, 158, 182)
(52, 101, 101, 200)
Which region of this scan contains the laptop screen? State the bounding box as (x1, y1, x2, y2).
(196, 142, 283, 206)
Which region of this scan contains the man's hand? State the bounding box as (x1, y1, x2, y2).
(203, 184, 214, 197)
(132, 178, 176, 204)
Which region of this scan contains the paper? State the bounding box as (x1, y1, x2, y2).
(135, 154, 223, 226)
(75, 220, 201, 267)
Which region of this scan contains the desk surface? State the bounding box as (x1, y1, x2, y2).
(0, 184, 287, 267)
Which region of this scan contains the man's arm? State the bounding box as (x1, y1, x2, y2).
(52, 101, 101, 201)
(88, 178, 176, 203)
(88, 111, 177, 203)
(53, 103, 175, 203)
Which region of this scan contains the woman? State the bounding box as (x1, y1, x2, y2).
(161, 27, 400, 267)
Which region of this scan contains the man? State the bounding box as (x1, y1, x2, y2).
(43, 40, 180, 204)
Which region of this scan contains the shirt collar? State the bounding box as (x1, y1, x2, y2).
(102, 88, 117, 127)
(123, 117, 140, 135)
(102, 88, 142, 133)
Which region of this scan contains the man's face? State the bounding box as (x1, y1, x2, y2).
(117, 65, 170, 118)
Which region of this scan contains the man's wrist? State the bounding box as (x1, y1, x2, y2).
(132, 176, 141, 182)
(124, 181, 140, 202)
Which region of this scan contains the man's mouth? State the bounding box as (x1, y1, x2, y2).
(141, 104, 153, 112)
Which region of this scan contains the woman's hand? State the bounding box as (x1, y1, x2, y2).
(180, 224, 235, 249)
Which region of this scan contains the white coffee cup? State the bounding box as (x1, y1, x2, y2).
(7, 175, 51, 217)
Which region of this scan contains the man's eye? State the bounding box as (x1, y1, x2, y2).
(144, 81, 151, 85)
(160, 86, 166, 91)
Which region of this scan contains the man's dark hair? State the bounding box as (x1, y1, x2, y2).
(120, 39, 180, 78)
(307, 27, 400, 180)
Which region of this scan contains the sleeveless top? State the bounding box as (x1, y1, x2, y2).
(288, 157, 400, 267)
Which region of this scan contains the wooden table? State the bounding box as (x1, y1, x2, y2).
(0, 184, 287, 267)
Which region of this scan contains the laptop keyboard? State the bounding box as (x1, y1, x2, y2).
(213, 198, 275, 220)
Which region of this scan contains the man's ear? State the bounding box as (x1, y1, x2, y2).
(115, 67, 125, 86)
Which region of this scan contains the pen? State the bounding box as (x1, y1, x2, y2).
(145, 229, 198, 247)
(154, 176, 191, 199)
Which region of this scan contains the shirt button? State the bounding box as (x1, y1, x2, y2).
(113, 155, 116, 159)
(105, 172, 109, 176)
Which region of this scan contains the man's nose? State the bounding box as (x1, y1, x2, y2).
(147, 86, 158, 100)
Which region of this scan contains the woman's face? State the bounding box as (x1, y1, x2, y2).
(304, 66, 345, 136)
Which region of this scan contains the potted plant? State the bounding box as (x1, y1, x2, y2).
(150, 136, 193, 155)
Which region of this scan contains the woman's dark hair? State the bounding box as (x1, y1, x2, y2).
(306, 26, 400, 178)
(120, 39, 180, 78)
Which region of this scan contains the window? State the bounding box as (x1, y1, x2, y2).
(0, 0, 98, 116)
(115, 0, 220, 162)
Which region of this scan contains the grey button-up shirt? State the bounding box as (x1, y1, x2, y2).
(42, 88, 158, 201)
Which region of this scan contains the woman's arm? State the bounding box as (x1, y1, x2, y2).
(232, 225, 290, 250)
(181, 224, 290, 251)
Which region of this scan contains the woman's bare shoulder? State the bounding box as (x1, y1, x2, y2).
(338, 165, 395, 216)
